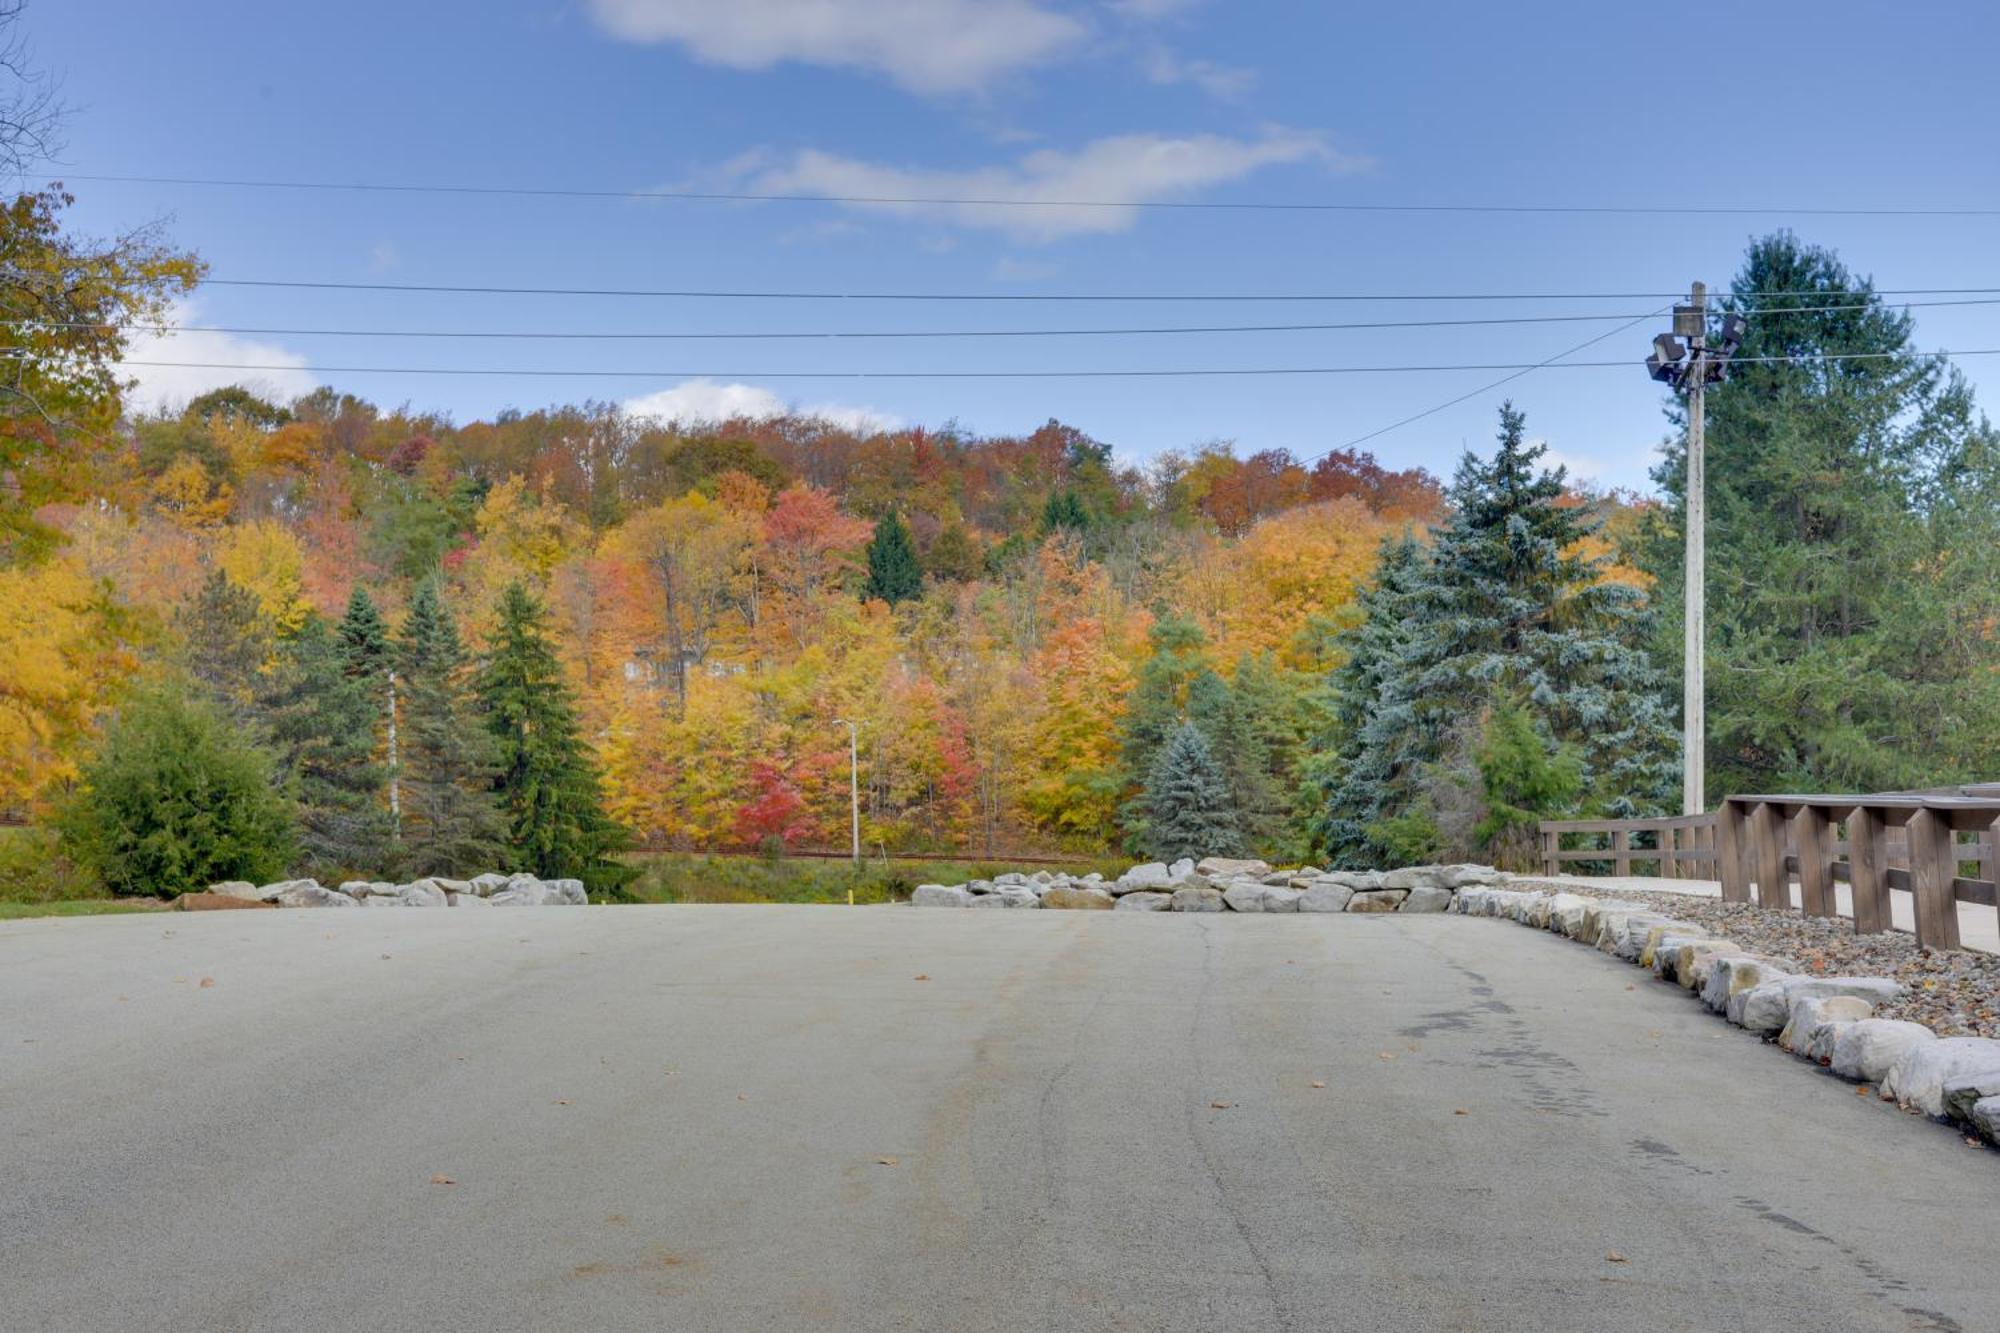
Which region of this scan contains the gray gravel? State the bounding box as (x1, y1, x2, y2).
(4, 907, 1998, 1331)
(1531, 882, 2000, 1039)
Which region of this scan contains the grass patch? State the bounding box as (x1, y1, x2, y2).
(0, 898, 167, 920)
(617, 853, 1126, 905)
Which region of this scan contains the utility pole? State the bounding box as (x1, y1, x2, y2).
(1647, 284, 1747, 817)
(833, 718, 860, 863)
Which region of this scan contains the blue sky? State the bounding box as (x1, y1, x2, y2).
(28, 0, 2000, 492)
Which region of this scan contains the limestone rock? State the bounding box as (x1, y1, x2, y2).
(1972, 1098, 2000, 1145)
(1116, 862, 1172, 892)
(1262, 886, 1302, 912)
(470, 872, 510, 896)
(911, 884, 971, 908)
(1736, 976, 1903, 1035)
(1196, 857, 1271, 879)
(1381, 865, 1445, 891)
(1170, 884, 1226, 913)
(207, 880, 266, 901)
(402, 879, 451, 907)
(1348, 889, 1409, 913)
(1222, 882, 1269, 913)
(1114, 891, 1172, 912)
(1777, 995, 1876, 1054)
(970, 887, 1040, 909)
(1550, 894, 1597, 939)
(1700, 956, 1792, 1015)
(1941, 1071, 2000, 1125)
(1298, 883, 1355, 913)
(1441, 864, 1504, 888)
(1043, 886, 1114, 911)
(1882, 1036, 2000, 1117)
(274, 883, 358, 908)
(1831, 1020, 1936, 1085)
(1168, 858, 1196, 880)
(1400, 885, 1454, 913)
(448, 892, 490, 907)
(172, 892, 275, 911)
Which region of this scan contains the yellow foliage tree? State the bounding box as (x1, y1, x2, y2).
(0, 557, 133, 810)
(216, 519, 310, 633)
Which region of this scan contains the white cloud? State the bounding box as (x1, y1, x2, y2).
(118, 301, 318, 415)
(717, 127, 1360, 241)
(1142, 46, 1255, 100)
(623, 379, 900, 435)
(585, 0, 1087, 94)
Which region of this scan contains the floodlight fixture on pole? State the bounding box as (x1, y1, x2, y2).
(832, 718, 860, 863)
(1643, 282, 1746, 817)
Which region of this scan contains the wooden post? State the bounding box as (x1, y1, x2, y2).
(1663, 823, 1680, 879)
(1848, 805, 1889, 935)
(1611, 827, 1630, 877)
(1540, 826, 1556, 876)
(1906, 807, 1963, 952)
(1718, 801, 1751, 903)
(1794, 806, 1835, 918)
(1752, 801, 1789, 910)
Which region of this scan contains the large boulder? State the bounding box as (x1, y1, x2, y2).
(1168, 858, 1196, 880)
(1196, 857, 1271, 880)
(970, 887, 1039, 909)
(1400, 886, 1454, 913)
(491, 880, 558, 906)
(1170, 884, 1226, 913)
(173, 892, 275, 911)
(1441, 864, 1504, 888)
(911, 884, 971, 908)
(1831, 1020, 1936, 1084)
(1348, 889, 1408, 913)
(1941, 1071, 2000, 1125)
(1676, 941, 1736, 992)
(1699, 956, 1793, 1015)
(1735, 976, 1904, 1035)
(1261, 886, 1303, 913)
(207, 880, 267, 902)
(1116, 863, 1172, 893)
(1777, 995, 1876, 1055)
(1222, 882, 1270, 913)
(1649, 933, 1727, 985)
(1113, 891, 1172, 912)
(402, 879, 451, 907)
(1381, 865, 1446, 891)
(274, 882, 358, 908)
(448, 891, 490, 908)
(1881, 1037, 2000, 1117)
(469, 872, 510, 896)
(1549, 894, 1597, 939)
(1971, 1098, 2000, 1145)
(1043, 886, 1114, 911)
(1298, 883, 1355, 913)
(547, 878, 587, 905)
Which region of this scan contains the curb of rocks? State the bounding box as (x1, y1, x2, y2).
(911, 856, 1505, 913)
(200, 872, 588, 908)
(1451, 883, 2000, 1149)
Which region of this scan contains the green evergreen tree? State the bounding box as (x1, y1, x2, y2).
(1041, 488, 1090, 534)
(263, 613, 392, 877)
(477, 582, 628, 891)
(57, 686, 296, 897)
(863, 509, 923, 605)
(336, 586, 399, 838)
(1114, 614, 1210, 849)
(176, 567, 269, 730)
(394, 579, 505, 876)
(1198, 652, 1306, 856)
(1330, 405, 1674, 865)
(1642, 232, 2000, 794)
(1140, 722, 1243, 862)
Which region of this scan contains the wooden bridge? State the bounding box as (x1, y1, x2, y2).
(1540, 785, 2000, 951)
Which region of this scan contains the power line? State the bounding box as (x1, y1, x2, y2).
(110, 348, 2000, 382)
(153, 277, 2000, 304)
(57, 171, 2000, 218)
(31, 298, 1990, 344)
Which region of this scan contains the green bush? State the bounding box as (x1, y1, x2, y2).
(0, 826, 102, 904)
(58, 687, 297, 898)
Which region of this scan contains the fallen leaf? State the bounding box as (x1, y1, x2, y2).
(1967, 1136, 1984, 1149)
(1606, 1251, 1627, 1264)
(1856, 1085, 1871, 1097)
(1378, 1052, 1396, 1061)
(380, 953, 392, 960)
(1210, 1101, 1232, 1109)
(553, 1098, 572, 1105)
(1624, 984, 1636, 992)
(1310, 1080, 1326, 1089)
(1453, 1108, 1470, 1116)
(737, 1093, 748, 1101)
(876, 1156, 899, 1166)
(913, 974, 930, 982)
(429, 1173, 455, 1186)
(198, 977, 215, 989)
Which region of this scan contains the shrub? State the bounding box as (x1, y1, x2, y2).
(58, 686, 296, 897)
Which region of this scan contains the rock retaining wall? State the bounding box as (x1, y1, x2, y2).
(202, 872, 587, 908)
(1451, 885, 2000, 1149)
(911, 857, 1507, 912)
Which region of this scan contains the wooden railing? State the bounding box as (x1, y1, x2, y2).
(1541, 792, 2000, 951)
(1538, 812, 1719, 879)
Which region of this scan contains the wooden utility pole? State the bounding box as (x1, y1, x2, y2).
(1682, 282, 1707, 816)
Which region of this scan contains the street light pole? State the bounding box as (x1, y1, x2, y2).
(1646, 282, 1746, 818)
(832, 718, 860, 864)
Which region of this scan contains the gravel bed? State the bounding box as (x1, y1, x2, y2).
(1516, 881, 2000, 1040)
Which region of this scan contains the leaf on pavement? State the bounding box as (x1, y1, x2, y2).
(430, 1173, 455, 1186)
(1310, 1080, 1326, 1089)
(1605, 1251, 1627, 1263)
(1210, 1101, 1232, 1109)
(553, 1098, 572, 1105)
(876, 1156, 899, 1166)
(1453, 1108, 1470, 1116)
(198, 977, 215, 989)
(913, 974, 930, 981)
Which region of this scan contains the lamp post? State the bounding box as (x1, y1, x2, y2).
(832, 718, 860, 864)
(1646, 284, 1748, 816)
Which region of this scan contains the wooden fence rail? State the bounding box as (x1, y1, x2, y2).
(1542, 793, 2000, 951)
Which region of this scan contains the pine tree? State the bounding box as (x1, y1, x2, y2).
(1643, 232, 2000, 794)
(477, 582, 627, 890)
(177, 567, 270, 730)
(262, 613, 392, 877)
(336, 586, 399, 833)
(1196, 653, 1303, 856)
(1328, 405, 1674, 865)
(1115, 614, 1210, 847)
(394, 579, 504, 876)
(1140, 722, 1243, 862)
(863, 510, 923, 605)
(1041, 489, 1089, 534)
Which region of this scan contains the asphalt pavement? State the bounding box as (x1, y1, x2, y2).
(2, 905, 1994, 1332)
